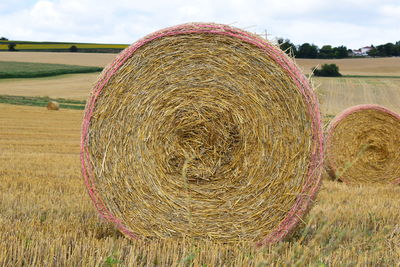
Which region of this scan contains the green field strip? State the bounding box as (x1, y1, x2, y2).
(0, 95, 86, 110)
(0, 61, 103, 79)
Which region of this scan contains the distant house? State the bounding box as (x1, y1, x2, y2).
(352, 46, 373, 56)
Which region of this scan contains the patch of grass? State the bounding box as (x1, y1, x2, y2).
(104, 255, 122, 266)
(0, 95, 85, 110)
(0, 61, 103, 79)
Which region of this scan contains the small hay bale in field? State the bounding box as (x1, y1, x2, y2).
(326, 104, 400, 184)
(47, 101, 59, 110)
(81, 23, 324, 245)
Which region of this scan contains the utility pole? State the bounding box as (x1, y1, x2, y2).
(262, 29, 271, 40)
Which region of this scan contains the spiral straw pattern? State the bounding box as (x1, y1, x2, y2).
(326, 104, 400, 184)
(81, 23, 324, 245)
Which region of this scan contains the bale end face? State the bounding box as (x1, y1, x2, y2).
(81, 23, 324, 245)
(326, 104, 400, 184)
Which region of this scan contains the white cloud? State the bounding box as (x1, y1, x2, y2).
(380, 4, 400, 19)
(0, 0, 399, 48)
(277, 20, 399, 48)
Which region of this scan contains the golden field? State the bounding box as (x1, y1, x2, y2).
(1, 75, 400, 116)
(1, 104, 399, 266)
(0, 52, 115, 67)
(0, 52, 400, 266)
(297, 57, 400, 76)
(0, 73, 98, 100)
(316, 77, 400, 115)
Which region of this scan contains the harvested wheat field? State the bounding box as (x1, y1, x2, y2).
(0, 103, 399, 265)
(2, 76, 399, 117)
(315, 77, 400, 116)
(1, 52, 400, 76)
(297, 57, 400, 76)
(0, 73, 96, 100)
(0, 52, 114, 67)
(1, 53, 399, 114)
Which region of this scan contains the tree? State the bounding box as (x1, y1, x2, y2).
(318, 45, 333, 58)
(8, 43, 16, 51)
(317, 45, 347, 59)
(313, 64, 342, 77)
(0, 37, 8, 41)
(277, 38, 297, 56)
(376, 42, 397, 57)
(297, 43, 318, 58)
(367, 46, 378, 57)
(396, 41, 400, 56)
(69, 45, 78, 52)
(333, 46, 348, 58)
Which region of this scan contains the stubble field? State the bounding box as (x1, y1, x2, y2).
(296, 57, 400, 76)
(0, 53, 399, 266)
(0, 73, 98, 100)
(316, 77, 400, 115)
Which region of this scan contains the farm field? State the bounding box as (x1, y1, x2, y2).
(0, 52, 115, 67)
(0, 95, 85, 110)
(1, 52, 400, 75)
(0, 52, 400, 265)
(297, 57, 400, 76)
(315, 77, 400, 115)
(0, 103, 399, 266)
(0, 40, 127, 52)
(0, 73, 97, 100)
(0, 53, 399, 115)
(1, 75, 399, 117)
(0, 61, 102, 79)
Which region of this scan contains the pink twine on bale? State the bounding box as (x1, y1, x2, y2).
(80, 23, 324, 245)
(325, 104, 400, 185)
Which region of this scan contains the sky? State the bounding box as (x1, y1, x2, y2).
(0, 0, 399, 49)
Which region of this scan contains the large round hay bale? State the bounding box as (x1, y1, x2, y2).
(47, 101, 59, 110)
(326, 104, 400, 184)
(81, 23, 323, 245)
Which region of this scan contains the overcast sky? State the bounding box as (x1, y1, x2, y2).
(1, 0, 399, 49)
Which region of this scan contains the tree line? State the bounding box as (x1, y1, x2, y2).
(277, 38, 400, 58)
(367, 42, 400, 57)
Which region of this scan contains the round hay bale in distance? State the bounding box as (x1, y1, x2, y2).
(47, 101, 60, 110)
(81, 23, 324, 245)
(326, 104, 400, 184)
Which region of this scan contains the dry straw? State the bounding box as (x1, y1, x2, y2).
(326, 104, 400, 184)
(47, 101, 59, 110)
(81, 23, 323, 245)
